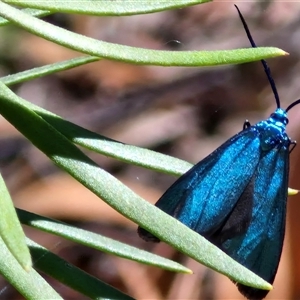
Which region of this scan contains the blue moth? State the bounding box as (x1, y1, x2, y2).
(138, 5, 300, 300)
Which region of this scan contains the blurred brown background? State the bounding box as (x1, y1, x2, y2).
(0, 1, 300, 299)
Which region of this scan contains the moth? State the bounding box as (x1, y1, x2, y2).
(138, 5, 299, 299)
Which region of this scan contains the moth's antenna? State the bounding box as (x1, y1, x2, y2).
(286, 99, 300, 112)
(234, 5, 281, 109)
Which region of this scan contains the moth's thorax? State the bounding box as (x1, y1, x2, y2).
(255, 108, 290, 151)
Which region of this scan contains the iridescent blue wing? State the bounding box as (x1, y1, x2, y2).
(221, 145, 289, 299)
(137, 122, 289, 299)
(138, 126, 261, 241)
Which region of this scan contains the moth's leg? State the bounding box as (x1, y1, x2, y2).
(290, 140, 297, 153)
(243, 120, 251, 130)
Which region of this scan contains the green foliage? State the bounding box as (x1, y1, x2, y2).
(0, 0, 285, 298)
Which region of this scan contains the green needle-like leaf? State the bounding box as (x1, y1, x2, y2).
(0, 8, 50, 26)
(0, 2, 287, 66)
(27, 238, 134, 300)
(18, 209, 192, 274)
(3, 0, 210, 16)
(0, 173, 32, 271)
(1, 56, 99, 86)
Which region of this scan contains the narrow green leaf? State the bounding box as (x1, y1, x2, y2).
(0, 173, 31, 271)
(0, 236, 61, 299)
(27, 238, 134, 300)
(0, 82, 272, 291)
(1, 56, 99, 86)
(34, 110, 192, 176)
(3, 0, 210, 16)
(0, 2, 287, 66)
(18, 209, 192, 274)
(52, 120, 192, 176)
(0, 8, 51, 26)
(288, 188, 298, 196)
